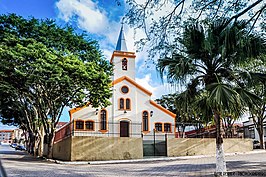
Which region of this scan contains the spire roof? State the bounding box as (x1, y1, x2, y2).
(115, 25, 128, 52)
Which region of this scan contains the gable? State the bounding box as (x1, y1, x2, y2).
(149, 100, 176, 118)
(112, 76, 152, 96)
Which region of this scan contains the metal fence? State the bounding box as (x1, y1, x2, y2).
(54, 120, 142, 143)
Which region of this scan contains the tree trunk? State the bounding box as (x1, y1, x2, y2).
(258, 120, 265, 149)
(182, 125, 186, 138)
(214, 112, 227, 177)
(28, 131, 35, 155)
(47, 132, 55, 159)
(33, 134, 39, 157)
(38, 127, 45, 157)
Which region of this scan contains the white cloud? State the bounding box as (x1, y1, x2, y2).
(136, 74, 156, 92)
(56, 0, 130, 60)
(56, 0, 109, 34)
(136, 74, 176, 99)
(55, 0, 176, 99)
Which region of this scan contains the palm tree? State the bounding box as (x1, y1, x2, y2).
(157, 18, 266, 175)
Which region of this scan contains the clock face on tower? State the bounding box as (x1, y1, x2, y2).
(121, 86, 129, 94)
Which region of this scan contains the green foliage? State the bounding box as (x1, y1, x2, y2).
(157, 18, 266, 123)
(125, 0, 266, 58)
(0, 14, 113, 156)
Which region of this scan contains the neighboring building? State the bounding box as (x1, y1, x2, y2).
(0, 130, 14, 144)
(68, 26, 176, 138)
(243, 117, 266, 140)
(185, 124, 243, 138)
(13, 129, 24, 143)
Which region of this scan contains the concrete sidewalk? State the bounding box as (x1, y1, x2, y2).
(48, 149, 266, 165)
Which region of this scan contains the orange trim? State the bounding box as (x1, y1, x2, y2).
(112, 76, 152, 96)
(142, 131, 150, 134)
(125, 98, 131, 110)
(85, 120, 95, 131)
(154, 122, 163, 132)
(149, 100, 176, 118)
(98, 108, 108, 132)
(118, 98, 125, 110)
(163, 122, 172, 133)
(118, 98, 131, 111)
(69, 103, 90, 121)
(110, 51, 136, 63)
(74, 119, 85, 131)
(142, 110, 150, 132)
(99, 130, 108, 133)
(121, 85, 129, 94)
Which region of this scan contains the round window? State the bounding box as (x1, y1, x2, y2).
(121, 86, 129, 94)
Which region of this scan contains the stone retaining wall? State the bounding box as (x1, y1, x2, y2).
(167, 138, 252, 156)
(53, 136, 143, 161)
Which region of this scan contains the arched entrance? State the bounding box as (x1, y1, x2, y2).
(120, 121, 129, 137)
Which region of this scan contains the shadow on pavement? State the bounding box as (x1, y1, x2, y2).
(0, 147, 45, 163)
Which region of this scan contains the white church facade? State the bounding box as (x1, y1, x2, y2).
(52, 27, 253, 162)
(68, 26, 176, 138)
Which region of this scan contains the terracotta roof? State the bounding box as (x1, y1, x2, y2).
(0, 130, 14, 133)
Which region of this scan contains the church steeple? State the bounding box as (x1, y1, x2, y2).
(111, 25, 136, 81)
(115, 25, 128, 51)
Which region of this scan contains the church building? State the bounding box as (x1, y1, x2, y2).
(52, 26, 252, 162)
(68, 26, 176, 138)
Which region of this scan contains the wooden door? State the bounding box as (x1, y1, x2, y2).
(120, 121, 129, 137)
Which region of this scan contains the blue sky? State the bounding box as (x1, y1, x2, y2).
(0, 0, 176, 127)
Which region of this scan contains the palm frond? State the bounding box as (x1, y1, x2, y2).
(235, 87, 262, 109)
(157, 54, 195, 84)
(207, 82, 243, 114)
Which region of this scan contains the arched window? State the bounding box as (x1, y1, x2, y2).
(119, 98, 124, 109)
(126, 98, 130, 110)
(142, 111, 149, 131)
(155, 123, 163, 132)
(122, 58, 127, 70)
(164, 123, 171, 133)
(75, 120, 84, 130)
(85, 121, 94, 130)
(100, 110, 107, 130)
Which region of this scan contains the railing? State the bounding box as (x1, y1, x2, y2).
(54, 121, 73, 143)
(54, 121, 142, 143)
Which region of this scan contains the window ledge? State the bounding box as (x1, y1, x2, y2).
(142, 131, 150, 134)
(75, 129, 96, 131)
(99, 130, 108, 133)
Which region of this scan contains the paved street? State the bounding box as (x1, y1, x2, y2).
(1, 144, 266, 177)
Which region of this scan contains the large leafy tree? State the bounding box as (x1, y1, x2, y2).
(0, 14, 113, 158)
(157, 19, 266, 175)
(240, 58, 266, 149)
(155, 93, 208, 137)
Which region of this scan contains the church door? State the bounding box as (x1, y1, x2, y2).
(120, 121, 129, 137)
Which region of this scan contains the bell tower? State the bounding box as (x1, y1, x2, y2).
(110, 25, 136, 81)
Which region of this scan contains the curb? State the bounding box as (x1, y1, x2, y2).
(46, 150, 266, 165)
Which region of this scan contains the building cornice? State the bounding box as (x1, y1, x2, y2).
(110, 51, 136, 63)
